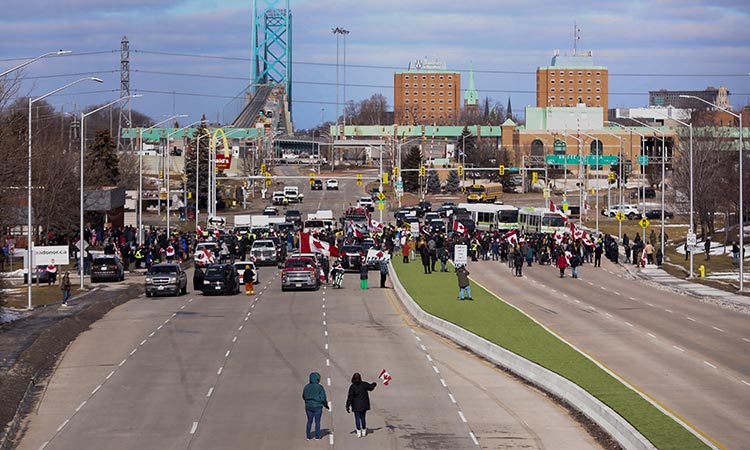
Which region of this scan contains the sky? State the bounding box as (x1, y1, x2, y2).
(1, 0, 749, 131)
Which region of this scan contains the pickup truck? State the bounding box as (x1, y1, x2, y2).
(281, 256, 320, 291)
(251, 239, 279, 265)
(145, 263, 188, 297)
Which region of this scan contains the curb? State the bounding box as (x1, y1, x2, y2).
(389, 262, 657, 450)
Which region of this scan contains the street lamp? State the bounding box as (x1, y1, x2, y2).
(0, 50, 71, 78)
(138, 114, 187, 246)
(630, 118, 668, 262)
(681, 94, 745, 290)
(647, 110, 695, 278)
(26, 76, 103, 310)
(332, 27, 349, 140)
(580, 131, 602, 234)
(600, 125, 624, 240)
(166, 120, 202, 233)
(561, 132, 584, 228)
(79, 94, 142, 289)
(607, 122, 648, 240)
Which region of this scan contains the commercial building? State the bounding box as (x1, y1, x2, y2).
(649, 86, 730, 110)
(536, 50, 609, 121)
(394, 59, 461, 126)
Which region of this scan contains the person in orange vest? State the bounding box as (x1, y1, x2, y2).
(244, 264, 255, 295)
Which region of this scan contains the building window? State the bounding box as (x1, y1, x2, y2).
(550, 88, 555, 92)
(568, 71, 574, 76)
(549, 96, 555, 101)
(596, 96, 601, 101)
(587, 96, 592, 101)
(431, 83, 435, 88)
(422, 115, 427, 119)
(596, 71, 601, 76)
(439, 75, 444, 80)
(404, 99, 409, 104)
(423, 91, 427, 96)
(578, 71, 583, 76)
(448, 91, 452, 96)
(404, 91, 409, 96)
(587, 88, 592, 92)
(404, 75, 410, 80)
(447, 84, 453, 88)
(431, 107, 435, 111)
(422, 99, 427, 103)
(550, 79, 555, 84)
(578, 88, 582, 92)
(587, 71, 592, 76)
(439, 92, 444, 96)
(439, 84, 444, 88)
(448, 75, 453, 80)
(422, 76, 427, 80)
(587, 80, 592, 84)
(596, 88, 601, 92)
(447, 107, 453, 112)
(578, 80, 582, 84)
(431, 75, 435, 80)
(440, 107, 444, 111)
(569, 88, 573, 93)
(439, 115, 444, 119)
(431, 99, 435, 103)
(439, 99, 444, 103)
(596, 80, 601, 84)
(568, 96, 573, 101)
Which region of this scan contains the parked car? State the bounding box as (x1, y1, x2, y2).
(281, 256, 320, 291)
(91, 255, 125, 282)
(602, 204, 641, 220)
(311, 179, 323, 190)
(201, 263, 241, 295)
(272, 191, 288, 206)
(629, 187, 656, 199)
(263, 206, 279, 216)
(417, 200, 432, 213)
(326, 179, 339, 190)
(233, 261, 259, 285)
(429, 219, 446, 233)
(251, 239, 279, 265)
(145, 263, 188, 297)
(645, 209, 674, 220)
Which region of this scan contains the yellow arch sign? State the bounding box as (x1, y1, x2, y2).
(212, 128, 230, 157)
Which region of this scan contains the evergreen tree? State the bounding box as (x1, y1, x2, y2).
(184, 125, 211, 212)
(402, 145, 421, 192)
(427, 170, 441, 194)
(85, 129, 119, 187)
(446, 169, 461, 193)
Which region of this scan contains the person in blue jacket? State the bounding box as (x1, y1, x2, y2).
(302, 372, 329, 440)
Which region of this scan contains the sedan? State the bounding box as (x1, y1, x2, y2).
(645, 209, 674, 220)
(202, 264, 241, 295)
(91, 255, 125, 282)
(326, 179, 339, 190)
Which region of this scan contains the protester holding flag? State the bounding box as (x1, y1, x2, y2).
(345, 372, 377, 438)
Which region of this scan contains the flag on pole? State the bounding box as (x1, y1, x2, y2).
(300, 231, 339, 257)
(640, 247, 648, 266)
(452, 220, 468, 235)
(504, 229, 518, 246)
(378, 368, 393, 386)
(550, 199, 569, 223)
(368, 216, 383, 233)
(553, 230, 564, 245)
(348, 221, 364, 239)
(569, 222, 584, 240)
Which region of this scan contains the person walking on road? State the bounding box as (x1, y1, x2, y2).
(379, 259, 389, 288)
(302, 372, 329, 440)
(556, 253, 568, 278)
(359, 263, 369, 290)
(60, 272, 71, 306)
(594, 241, 603, 267)
(346, 372, 377, 438)
(570, 252, 580, 279)
(456, 265, 472, 300)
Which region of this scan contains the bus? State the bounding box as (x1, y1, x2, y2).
(458, 203, 519, 231)
(464, 184, 503, 203)
(518, 207, 568, 234)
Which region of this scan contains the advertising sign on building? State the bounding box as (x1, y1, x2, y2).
(216, 154, 233, 170)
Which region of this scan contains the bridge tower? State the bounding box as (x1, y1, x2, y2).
(251, 0, 292, 107)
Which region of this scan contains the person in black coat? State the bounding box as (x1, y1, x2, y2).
(345, 372, 377, 438)
(193, 267, 204, 292)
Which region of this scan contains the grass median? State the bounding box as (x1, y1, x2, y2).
(392, 258, 708, 450)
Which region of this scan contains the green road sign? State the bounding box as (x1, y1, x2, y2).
(638, 155, 649, 165)
(545, 155, 618, 165)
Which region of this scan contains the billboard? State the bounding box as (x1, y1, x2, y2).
(216, 154, 232, 170)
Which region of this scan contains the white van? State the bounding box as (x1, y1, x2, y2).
(284, 186, 301, 203)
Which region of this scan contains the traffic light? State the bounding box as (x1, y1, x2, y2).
(356, 174, 363, 186)
(392, 166, 399, 178)
(260, 163, 267, 174)
(187, 191, 192, 199)
(608, 172, 616, 184)
(499, 165, 505, 176)
(265, 173, 271, 185)
(457, 165, 464, 177)
(419, 166, 426, 177)
(309, 172, 316, 185)
(382, 172, 389, 185)
(532, 172, 538, 184)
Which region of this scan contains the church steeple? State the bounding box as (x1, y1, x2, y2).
(465, 63, 478, 107)
(506, 96, 513, 120)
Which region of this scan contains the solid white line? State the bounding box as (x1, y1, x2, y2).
(426, 354, 433, 362)
(624, 322, 634, 328)
(440, 378, 447, 387)
(647, 333, 657, 339)
(687, 317, 696, 322)
(448, 393, 456, 403)
(421, 345, 427, 351)
(130, 348, 137, 356)
(329, 434, 334, 445)
(664, 309, 673, 313)
(106, 370, 115, 380)
(673, 345, 685, 352)
(469, 431, 479, 446)
(217, 367, 223, 375)
(119, 359, 126, 367)
(704, 361, 717, 369)
(432, 365, 440, 374)
(140, 339, 147, 346)
(741, 380, 750, 387)
(91, 384, 102, 395)
(149, 332, 155, 338)
(207, 387, 214, 397)
(190, 422, 198, 434)
(458, 411, 467, 423)
(327, 377, 331, 386)
(712, 326, 725, 333)
(56, 419, 69, 432)
(75, 401, 87, 412)
(225, 350, 231, 358)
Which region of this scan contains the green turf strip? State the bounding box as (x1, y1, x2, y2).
(393, 258, 708, 450)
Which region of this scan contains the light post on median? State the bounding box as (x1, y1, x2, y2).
(80, 94, 141, 289)
(601, 124, 624, 240)
(0, 50, 71, 77)
(26, 76, 103, 310)
(562, 132, 584, 228)
(580, 131, 602, 235)
(681, 95, 745, 291)
(138, 114, 187, 246)
(166, 120, 202, 233)
(608, 122, 647, 241)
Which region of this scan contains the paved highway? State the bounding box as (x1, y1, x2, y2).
(16, 171, 599, 449)
(468, 255, 749, 449)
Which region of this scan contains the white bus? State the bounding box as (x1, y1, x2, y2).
(457, 203, 519, 231)
(517, 207, 567, 234)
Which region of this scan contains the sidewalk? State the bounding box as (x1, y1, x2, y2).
(620, 262, 750, 312)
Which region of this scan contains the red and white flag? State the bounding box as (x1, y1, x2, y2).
(550, 199, 569, 223)
(452, 220, 468, 235)
(504, 229, 518, 246)
(640, 248, 648, 266)
(569, 222, 584, 240)
(378, 368, 392, 386)
(368, 216, 383, 233)
(582, 233, 596, 250)
(300, 231, 339, 257)
(553, 230, 564, 245)
(348, 221, 364, 239)
(196, 224, 203, 235)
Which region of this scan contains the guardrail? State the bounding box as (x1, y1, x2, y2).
(389, 263, 657, 450)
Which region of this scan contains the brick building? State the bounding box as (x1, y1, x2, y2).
(536, 51, 608, 121)
(394, 59, 461, 126)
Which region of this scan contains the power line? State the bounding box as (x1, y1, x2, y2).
(0, 50, 118, 63)
(25, 70, 118, 80)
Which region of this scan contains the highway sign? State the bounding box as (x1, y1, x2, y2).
(615, 211, 626, 222)
(377, 192, 386, 201)
(543, 188, 551, 198)
(639, 217, 650, 228)
(638, 155, 649, 165)
(207, 216, 226, 227)
(377, 202, 385, 211)
(686, 232, 697, 247)
(545, 155, 618, 165)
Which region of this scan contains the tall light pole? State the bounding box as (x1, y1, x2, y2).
(80, 94, 141, 289)
(580, 131, 602, 234)
(600, 126, 624, 240)
(562, 132, 583, 227)
(0, 50, 71, 78)
(332, 27, 349, 140)
(608, 122, 647, 240)
(166, 120, 201, 233)
(26, 77, 103, 310)
(681, 95, 745, 290)
(647, 110, 695, 278)
(138, 114, 187, 246)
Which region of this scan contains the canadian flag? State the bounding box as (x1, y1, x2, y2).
(570, 222, 584, 240)
(549, 199, 569, 223)
(368, 216, 383, 232)
(641, 247, 648, 266)
(582, 233, 596, 250)
(504, 229, 518, 246)
(196, 225, 203, 235)
(378, 368, 393, 386)
(452, 220, 467, 235)
(553, 230, 564, 245)
(196, 247, 215, 266)
(348, 221, 364, 239)
(300, 231, 339, 257)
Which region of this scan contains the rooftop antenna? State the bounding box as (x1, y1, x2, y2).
(573, 21, 581, 56)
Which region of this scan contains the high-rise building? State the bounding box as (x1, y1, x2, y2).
(649, 86, 730, 110)
(536, 50, 608, 121)
(394, 59, 461, 125)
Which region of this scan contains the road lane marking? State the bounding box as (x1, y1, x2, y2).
(448, 393, 456, 403)
(600, 286, 607, 291)
(742, 380, 750, 387)
(586, 281, 594, 286)
(604, 313, 613, 318)
(130, 348, 137, 356)
(56, 419, 69, 432)
(420, 345, 427, 351)
(432, 365, 440, 374)
(426, 354, 433, 362)
(664, 309, 673, 313)
(327, 377, 331, 386)
(440, 378, 447, 387)
(207, 387, 214, 397)
(712, 326, 725, 333)
(550, 289, 558, 293)
(119, 359, 126, 367)
(75, 401, 87, 412)
(704, 361, 717, 369)
(38, 442, 48, 450)
(148, 332, 155, 338)
(157, 325, 163, 330)
(687, 317, 696, 322)
(140, 339, 147, 346)
(323, 312, 326, 317)
(323, 320, 326, 326)
(190, 422, 198, 434)
(415, 336, 422, 342)
(322, 304, 326, 309)
(574, 299, 581, 304)
(324, 330, 328, 336)
(232, 336, 237, 343)
(458, 411, 467, 423)
(325, 343, 328, 350)
(743, 338, 750, 343)
(647, 333, 657, 339)
(329, 435, 334, 445)
(225, 350, 231, 358)
(106, 370, 115, 380)
(612, 291, 620, 296)
(180, 305, 185, 310)
(646, 303, 655, 307)
(244, 317, 249, 321)
(470, 431, 479, 446)
(673, 345, 685, 352)
(326, 359, 330, 367)
(217, 367, 223, 375)
(562, 294, 568, 298)
(238, 326, 243, 331)
(91, 385, 102, 395)
(624, 322, 634, 328)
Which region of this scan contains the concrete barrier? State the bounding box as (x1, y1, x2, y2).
(389, 264, 657, 450)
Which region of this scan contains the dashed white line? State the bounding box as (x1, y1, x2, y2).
(624, 322, 634, 328)
(469, 431, 479, 446)
(432, 365, 440, 374)
(448, 393, 456, 403)
(232, 336, 237, 343)
(180, 305, 186, 310)
(324, 330, 328, 337)
(415, 336, 422, 342)
(704, 361, 717, 369)
(251, 304, 255, 308)
(130, 348, 137, 356)
(322, 312, 326, 317)
(743, 338, 750, 343)
(217, 367, 223, 375)
(426, 354, 433, 362)
(586, 281, 594, 286)
(604, 313, 613, 318)
(329, 434, 334, 445)
(628, 296, 636, 301)
(75, 401, 87, 412)
(599, 286, 607, 291)
(323, 320, 327, 326)
(712, 326, 725, 333)
(646, 302, 655, 307)
(647, 333, 657, 339)
(190, 422, 198, 434)
(326, 359, 330, 367)
(140, 339, 147, 346)
(420, 345, 427, 352)
(244, 316, 249, 321)
(440, 378, 447, 387)
(458, 411, 467, 423)
(562, 293, 569, 298)
(56, 419, 69, 432)
(550, 288, 558, 293)
(664, 309, 673, 314)
(687, 317, 696, 322)
(157, 325, 163, 330)
(574, 299, 581, 304)
(327, 377, 331, 386)
(612, 291, 621, 296)
(148, 331, 155, 338)
(673, 345, 685, 352)
(741, 380, 750, 387)
(238, 326, 243, 331)
(206, 387, 214, 397)
(106, 370, 115, 380)
(225, 350, 231, 358)
(38, 441, 48, 450)
(322, 304, 326, 309)
(163, 319, 170, 324)
(119, 359, 126, 367)
(91, 384, 102, 395)
(324, 343, 328, 350)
